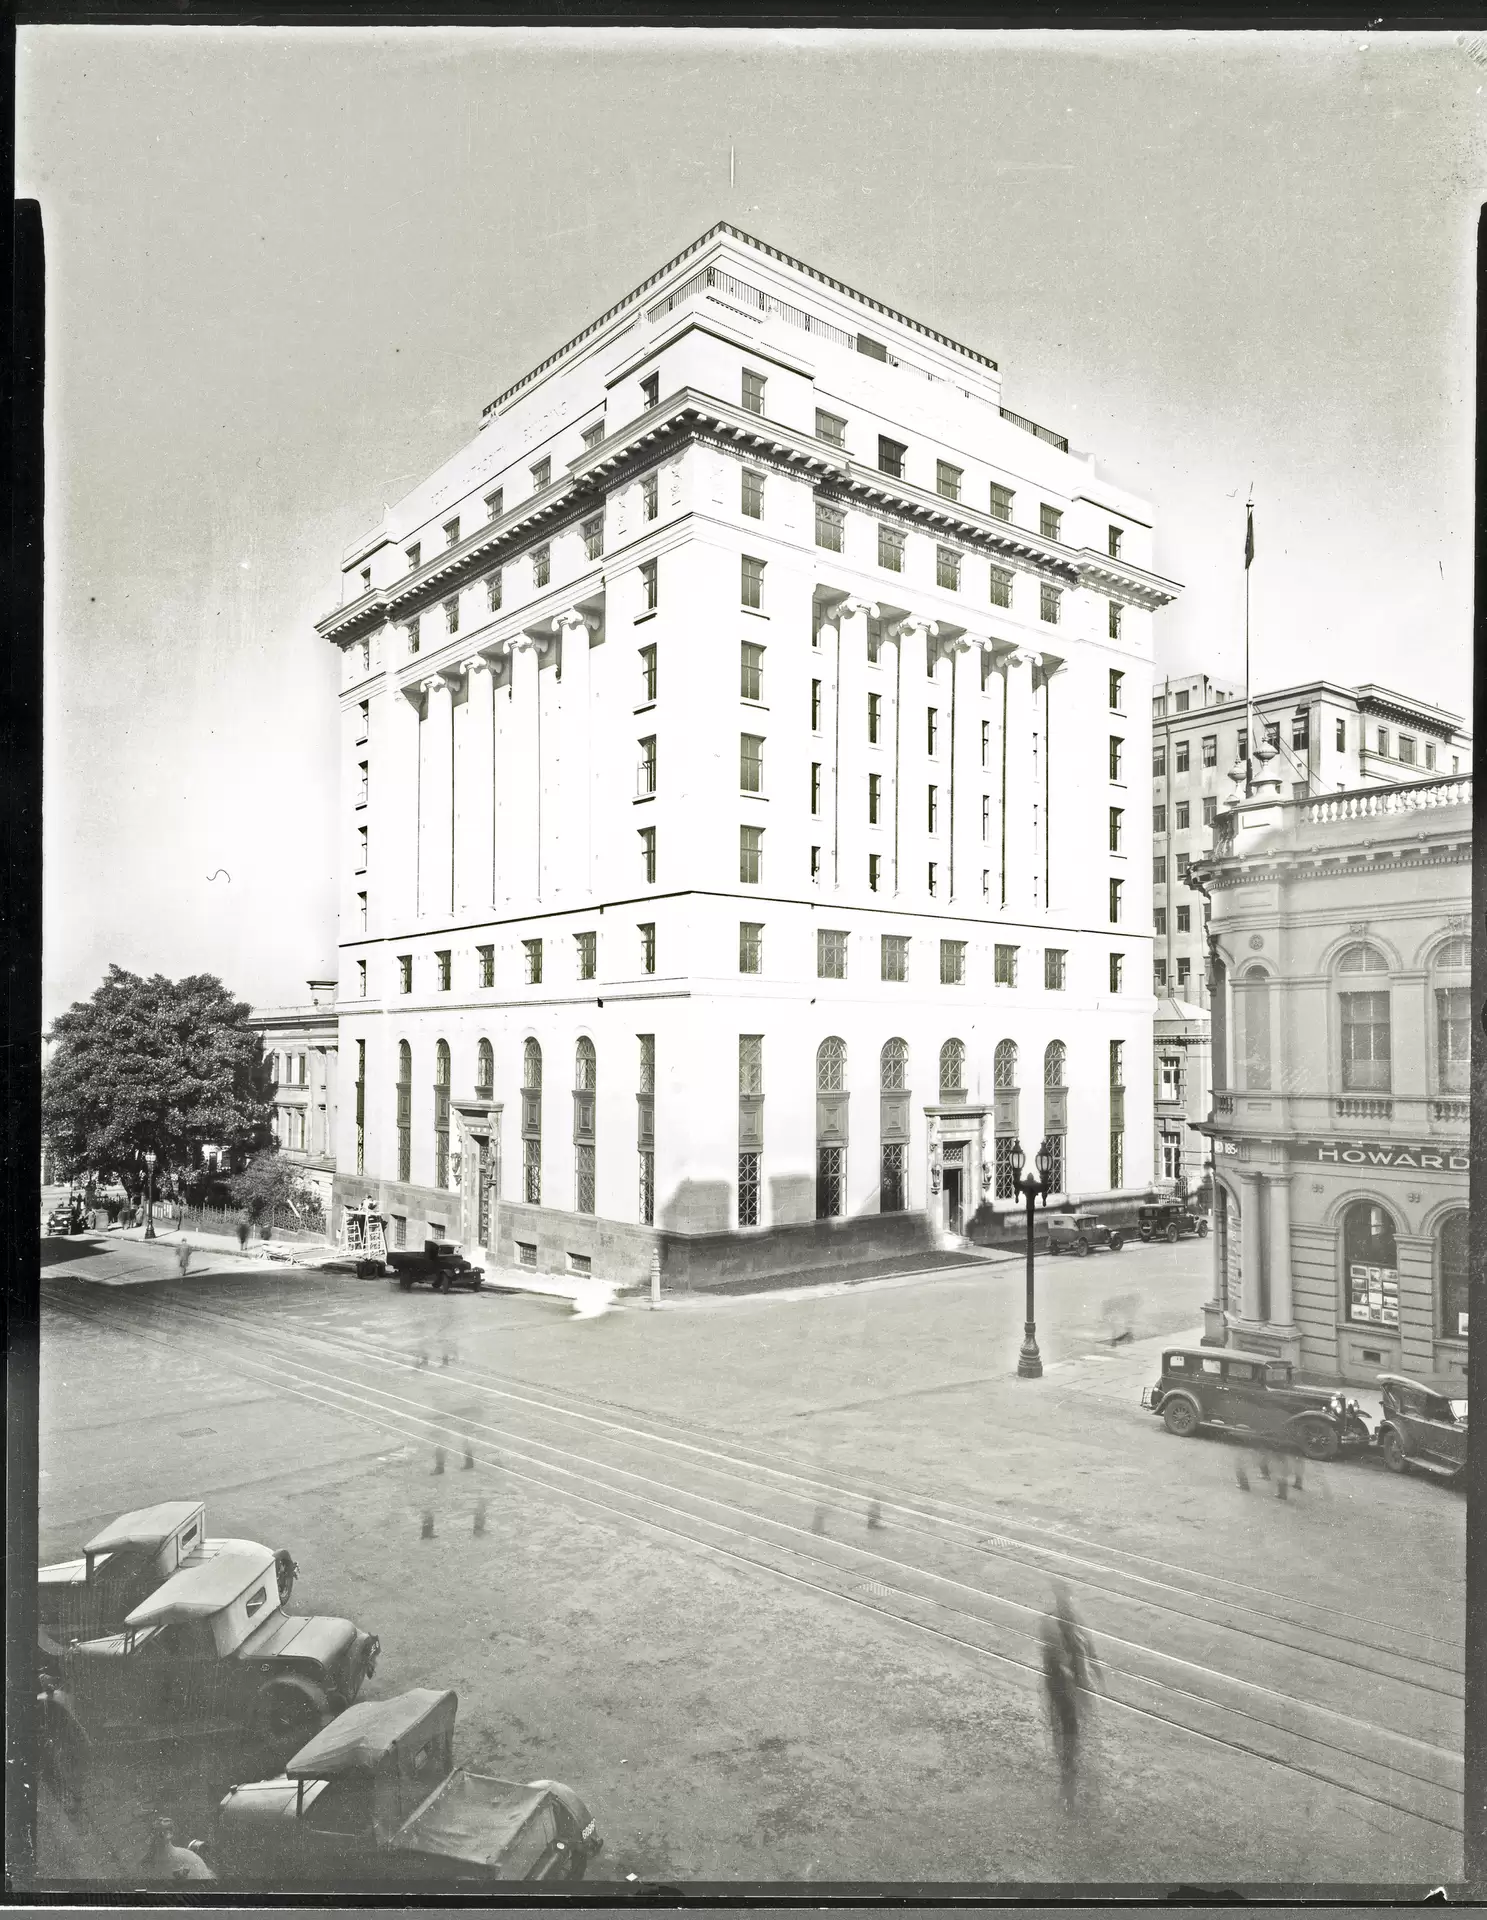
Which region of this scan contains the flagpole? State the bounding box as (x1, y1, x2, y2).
(1244, 491, 1253, 797)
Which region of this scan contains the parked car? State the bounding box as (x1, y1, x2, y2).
(1375, 1374, 1467, 1482)
(45, 1203, 80, 1236)
(39, 1501, 297, 1650)
(1141, 1347, 1371, 1461)
(1046, 1213, 1125, 1256)
(387, 1242, 485, 1294)
(1137, 1202, 1209, 1244)
(42, 1543, 378, 1758)
(209, 1688, 601, 1886)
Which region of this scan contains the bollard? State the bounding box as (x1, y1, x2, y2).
(650, 1248, 661, 1311)
(421, 1509, 435, 1539)
(432, 1447, 446, 1476)
(473, 1499, 487, 1537)
(463, 1444, 475, 1471)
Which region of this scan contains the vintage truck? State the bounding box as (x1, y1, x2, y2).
(39, 1500, 297, 1650)
(209, 1688, 601, 1886)
(386, 1242, 485, 1294)
(41, 1542, 378, 1758)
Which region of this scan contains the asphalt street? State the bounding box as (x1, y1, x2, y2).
(33, 1227, 1464, 1890)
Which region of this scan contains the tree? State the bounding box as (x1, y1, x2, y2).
(42, 966, 273, 1183)
(229, 1152, 322, 1227)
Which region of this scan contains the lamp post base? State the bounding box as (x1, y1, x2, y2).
(143, 1225, 156, 1240)
(1017, 1328, 1043, 1378)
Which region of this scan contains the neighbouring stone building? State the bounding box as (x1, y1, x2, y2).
(313, 224, 1184, 1287)
(1194, 762, 1471, 1386)
(248, 979, 340, 1216)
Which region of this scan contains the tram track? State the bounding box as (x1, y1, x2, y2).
(42, 1284, 1464, 1838)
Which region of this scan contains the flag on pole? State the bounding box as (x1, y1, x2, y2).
(1244, 501, 1255, 570)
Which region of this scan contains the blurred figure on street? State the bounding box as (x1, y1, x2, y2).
(1040, 1581, 1102, 1808)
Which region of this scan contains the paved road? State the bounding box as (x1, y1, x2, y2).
(34, 1233, 1463, 1890)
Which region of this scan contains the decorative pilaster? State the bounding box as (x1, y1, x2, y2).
(502, 632, 549, 908)
(1267, 1165, 1294, 1329)
(894, 618, 937, 899)
(832, 599, 878, 896)
(551, 610, 598, 900)
(1238, 1168, 1265, 1324)
(459, 655, 498, 912)
(417, 675, 455, 919)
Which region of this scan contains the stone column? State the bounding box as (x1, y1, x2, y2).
(419, 675, 455, 919)
(894, 618, 936, 900)
(1238, 1169, 1265, 1324)
(944, 633, 974, 904)
(833, 598, 877, 897)
(460, 655, 497, 912)
(552, 610, 595, 900)
(1032, 651, 1065, 913)
(383, 680, 424, 927)
(502, 633, 548, 909)
(1267, 1165, 1294, 1328)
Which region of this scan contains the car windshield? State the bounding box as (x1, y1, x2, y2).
(1264, 1363, 1290, 1386)
(1450, 1400, 1469, 1423)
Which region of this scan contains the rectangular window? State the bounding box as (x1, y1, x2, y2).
(1040, 584, 1062, 625)
(877, 435, 906, 479)
(868, 852, 881, 891)
(818, 929, 848, 980)
(981, 720, 990, 768)
(1175, 740, 1190, 773)
(1341, 991, 1391, 1091)
(1109, 736, 1124, 781)
(1040, 504, 1063, 542)
(1153, 743, 1166, 777)
(640, 643, 658, 703)
(640, 559, 658, 610)
(1110, 1132, 1125, 1188)
(436, 949, 451, 991)
(1425, 741, 1437, 770)
(815, 503, 845, 551)
(868, 772, 882, 823)
(927, 785, 939, 833)
(407, 616, 421, 656)
(639, 923, 656, 975)
(1177, 853, 1191, 880)
(639, 825, 657, 884)
(487, 571, 503, 613)
(1399, 734, 1416, 766)
(356, 825, 368, 872)
(1175, 801, 1190, 830)
(815, 409, 847, 448)
(642, 473, 659, 523)
(1154, 856, 1167, 884)
(810, 845, 822, 883)
(523, 939, 543, 985)
(882, 934, 909, 982)
(742, 470, 765, 519)
(926, 708, 939, 755)
(811, 680, 823, 731)
(638, 734, 657, 796)
(398, 954, 412, 993)
(981, 794, 991, 842)
(444, 596, 460, 635)
(878, 525, 905, 572)
(1176, 957, 1191, 987)
(1202, 796, 1217, 826)
(740, 825, 763, 885)
(581, 422, 604, 450)
(1109, 878, 1123, 923)
(1175, 690, 1191, 714)
(739, 1032, 762, 1096)
(1110, 952, 1125, 993)
(741, 369, 767, 415)
(575, 932, 597, 981)
(531, 456, 551, 490)
(738, 1152, 761, 1229)
(1045, 948, 1067, 991)
(741, 555, 765, 609)
(478, 944, 494, 988)
(868, 691, 881, 744)
(485, 488, 504, 521)
(810, 762, 822, 814)
(1154, 907, 1167, 934)
(532, 545, 550, 589)
(739, 922, 763, 974)
(1201, 733, 1217, 768)
(988, 566, 1013, 609)
(1109, 807, 1123, 852)
(443, 516, 460, 550)
(1438, 986, 1471, 1093)
(992, 944, 1016, 987)
(1153, 804, 1167, 833)
(927, 860, 938, 896)
(582, 515, 604, 561)
(1176, 904, 1191, 933)
(936, 460, 962, 501)
(406, 541, 421, 571)
(1108, 670, 1124, 711)
(867, 616, 883, 663)
(740, 641, 764, 701)
(1155, 959, 1168, 989)
(740, 732, 764, 793)
(1237, 731, 1248, 761)
(943, 940, 969, 986)
(937, 547, 962, 591)
(357, 958, 367, 998)
(640, 372, 659, 409)
(1332, 717, 1346, 752)
(356, 700, 370, 742)
(1108, 525, 1123, 558)
(1108, 602, 1122, 641)
(989, 482, 1015, 522)
(393, 1215, 408, 1249)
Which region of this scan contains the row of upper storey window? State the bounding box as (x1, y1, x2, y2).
(1153, 799, 1218, 834)
(1152, 713, 1458, 778)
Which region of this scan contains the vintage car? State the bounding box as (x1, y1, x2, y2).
(209, 1688, 601, 1886)
(1046, 1212, 1125, 1256)
(1375, 1374, 1468, 1482)
(43, 1543, 378, 1755)
(39, 1501, 297, 1651)
(387, 1242, 485, 1294)
(1137, 1202, 1209, 1243)
(1141, 1347, 1372, 1460)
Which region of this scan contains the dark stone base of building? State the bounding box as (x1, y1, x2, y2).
(334, 1175, 465, 1249)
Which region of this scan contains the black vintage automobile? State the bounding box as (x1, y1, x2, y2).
(1375, 1374, 1467, 1482)
(1137, 1202, 1209, 1244)
(1142, 1347, 1372, 1461)
(387, 1242, 485, 1294)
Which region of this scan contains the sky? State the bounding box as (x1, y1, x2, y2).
(18, 26, 1483, 1030)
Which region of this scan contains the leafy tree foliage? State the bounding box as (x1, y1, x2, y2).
(42, 966, 273, 1181)
(229, 1152, 323, 1226)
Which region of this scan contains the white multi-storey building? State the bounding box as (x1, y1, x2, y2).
(315, 225, 1181, 1287)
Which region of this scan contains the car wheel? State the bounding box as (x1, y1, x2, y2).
(1295, 1419, 1341, 1463)
(399, 1275, 413, 1292)
(1380, 1427, 1408, 1474)
(1109, 1232, 1124, 1252)
(1140, 1228, 1152, 1242)
(1162, 1397, 1200, 1438)
(1197, 1220, 1209, 1238)
(255, 1681, 325, 1749)
(1074, 1238, 1089, 1257)
(1165, 1223, 1179, 1243)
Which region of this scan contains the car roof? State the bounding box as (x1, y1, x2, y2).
(1378, 1373, 1468, 1399)
(124, 1543, 276, 1626)
(1163, 1347, 1281, 1365)
(287, 1689, 458, 1776)
(85, 1501, 204, 1556)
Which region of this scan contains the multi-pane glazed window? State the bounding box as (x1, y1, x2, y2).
(575, 932, 597, 981)
(877, 436, 906, 479)
(523, 939, 543, 986)
(989, 482, 1014, 522)
(1109, 602, 1122, 640)
(639, 826, 657, 885)
(640, 559, 658, 610)
(940, 1038, 966, 1101)
(741, 555, 765, 609)
(639, 922, 657, 976)
(878, 525, 905, 573)
(355, 1038, 366, 1174)
(434, 1040, 451, 1189)
(532, 545, 550, 589)
(1338, 945, 1391, 1093)
(868, 692, 882, 743)
(1434, 938, 1471, 1094)
(436, 950, 451, 992)
(818, 929, 849, 980)
(398, 954, 412, 994)
(882, 934, 909, 983)
(815, 409, 847, 448)
(992, 944, 1016, 987)
(637, 1034, 655, 1226)
(739, 922, 763, 974)
(1040, 584, 1062, 625)
(936, 460, 962, 502)
(521, 1038, 543, 1204)
(478, 944, 494, 989)
(815, 1037, 848, 1221)
(1045, 948, 1067, 991)
(936, 547, 961, 591)
(582, 515, 605, 561)
(396, 1040, 412, 1182)
(815, 503, 845, 552)
(740, 641, 764, 701)
(640, 644, 658, 702)
(740, 826, 763, 885)
(740, 733, 764, 794)
(989, 567, 1013, 609)
(741, 369, 767, 415)
(573, 1038, 596, 1215)
(942, 940, 968, 986)
(1040, 504, 1063, 542)
(476, 1038, 494, 1099)
(880, 1036, 909, 1214)
(641, 473, 659, 524)
(742, 470, 765, 520)
(738, 1033, 763, 1227)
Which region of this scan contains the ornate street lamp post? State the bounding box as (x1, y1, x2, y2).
(1011, 1137, 1055, 1379)
(143, 1149, 157, 1241)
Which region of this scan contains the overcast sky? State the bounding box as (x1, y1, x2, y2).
(19, 27, 1482, 1028)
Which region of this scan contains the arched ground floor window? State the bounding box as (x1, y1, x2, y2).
(1342, 1201, 1399, 1329)
(1439, 1211, 1469, 1342)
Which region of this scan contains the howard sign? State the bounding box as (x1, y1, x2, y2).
(1290, 1140, 1469, 1174)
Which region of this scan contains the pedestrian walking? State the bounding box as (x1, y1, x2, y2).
(1040, 1581, 1101, 1808)
(176, 1242, 193, 1279)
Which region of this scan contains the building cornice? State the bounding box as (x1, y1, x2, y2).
(317, 387, 1180, 645)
